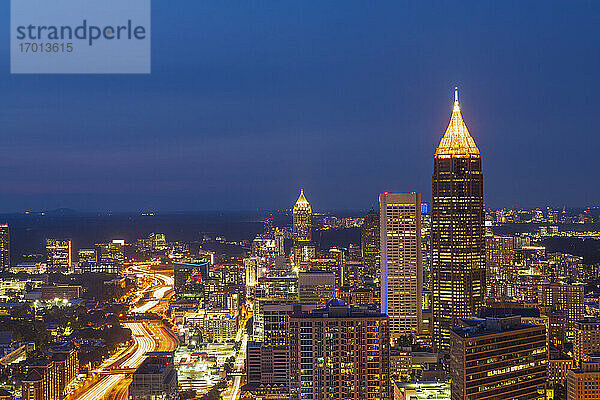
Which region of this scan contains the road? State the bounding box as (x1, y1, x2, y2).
(72, 264, 177, 400)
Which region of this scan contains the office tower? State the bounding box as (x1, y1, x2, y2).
(293, 189, 312, 263)
(46, 239, 72, 272)
(253, 276, 299, 341)
(174, 261, 208, 298)
(244, 256, 261, 288)
(0, 224, 9, 271)
(274, 229, 285, 255)
(128, 352, 178, 400)
(245, 303, 318, 397)
(574, 318, 600, 366)
(432, 89, 485, 351)
(97, 239, 125, 274)
(245, 342, 290, 392)
(380, 192, 422, 337)
(362, 208, 380, 282)
(567, 354, 600, 400)
(289, 299, 391, 400)
(538, 282, 584, 346)
(293, 189, 312, 243)
(298, 271, 335, 307)
(329, 247, 345, 286)
(264, 216, 274, 237)
(261, 303, 317, 346)
(450, 315, 547, 400)
(77, 249, 97, 273)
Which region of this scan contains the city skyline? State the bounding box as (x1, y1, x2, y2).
(1, 1, 600, 211)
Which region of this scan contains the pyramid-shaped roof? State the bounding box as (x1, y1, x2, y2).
(435, 88, 480, 159)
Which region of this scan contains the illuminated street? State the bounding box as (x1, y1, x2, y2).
(71, 265, 177, 400)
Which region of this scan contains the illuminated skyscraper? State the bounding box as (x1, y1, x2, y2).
(77, 248, 97, 273)
(293, 189, 312, 243)
(380, 192, 422, 337)
(0, 224, 9, 271)
(431, 88, 485, 351)
(98, 239, 125, 274)
(361, 208, 380, 282)
(46, 239, 72, 272)
(450, 315, 547, 400)
(293, 189, 313, 263)
(289, 300, 391, 400)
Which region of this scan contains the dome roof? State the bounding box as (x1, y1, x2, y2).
(326, 298, 346, 308)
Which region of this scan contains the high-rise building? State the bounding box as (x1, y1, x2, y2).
(77, 249, 97, 273)
(538, 282, 584, 346)
(362, 208, 380, 282)
(46, 239, 72, 272)
(289, 299, 391, 400)
(432, 89, 485, 351)
(450, 315, 547, 400)
(244, 256, 261, 288)
(293, 189, 312, 243)
(293, 189, 312, 262)
(574, 318, 600, 366)
(380, 192, 422, 337)
(98, 239, 125, 274)
(0, 224, 9, 271)
(173, 261, 208, 299)
(298, 271, 335, 307)
(567, 354, 600, 400)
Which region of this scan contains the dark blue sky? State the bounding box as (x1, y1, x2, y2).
(1, 1, 599, 212)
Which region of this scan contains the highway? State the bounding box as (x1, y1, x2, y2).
(72, 264, 177, 400)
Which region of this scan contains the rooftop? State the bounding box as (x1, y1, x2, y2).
(434, 88, 480, 159)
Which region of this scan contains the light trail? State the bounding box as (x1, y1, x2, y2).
(74, 264, 174, 400)
(77, 323, 156, 400)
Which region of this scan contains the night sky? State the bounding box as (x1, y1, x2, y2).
(1, 1, 599, 212)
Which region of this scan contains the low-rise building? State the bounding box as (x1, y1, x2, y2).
(129, 352, 178, 400)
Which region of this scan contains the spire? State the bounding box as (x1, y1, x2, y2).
(294, 189, 311, 211)
(434, 87, 480, 159)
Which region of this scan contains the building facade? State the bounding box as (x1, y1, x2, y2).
(46, 239, 72, 272)
(0, 224, 9, 271)
(432, 89, 486, 351)
(289, 299, 391, 400)
(450, 316, 547, 400)
(362, 208, 380, 283)
(567, 354, 600, 400)
(293, 189, 312, 243)
(380, 192, 422, 337)
(298, 271, 335, 308)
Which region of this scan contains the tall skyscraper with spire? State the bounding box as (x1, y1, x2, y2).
(293, 189, 312, 243)
(431, 88, 485, 351)
(293, 189, 314, 262)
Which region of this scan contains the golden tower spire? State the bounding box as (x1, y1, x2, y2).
(435, 87, 480, 159)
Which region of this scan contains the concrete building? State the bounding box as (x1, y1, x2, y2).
(574, 317, 600, 366)
(77, 248, 97, 274)
(0, 224, 9, 271)
(129, 352, 178, 400)
(380, 192, 422, 337)
(362, 208, 380, 283)
(567, 353, 600, 400)
(289, 299, 391, 400)
(450, 315, 547, 400)
(298, 271, 335, 307)
(538, 282, 584, 345)
(46, 239, 72, 272)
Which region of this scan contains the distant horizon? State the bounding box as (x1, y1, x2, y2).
(0, 203, 598, 216)
(1, 2, 600, 210)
